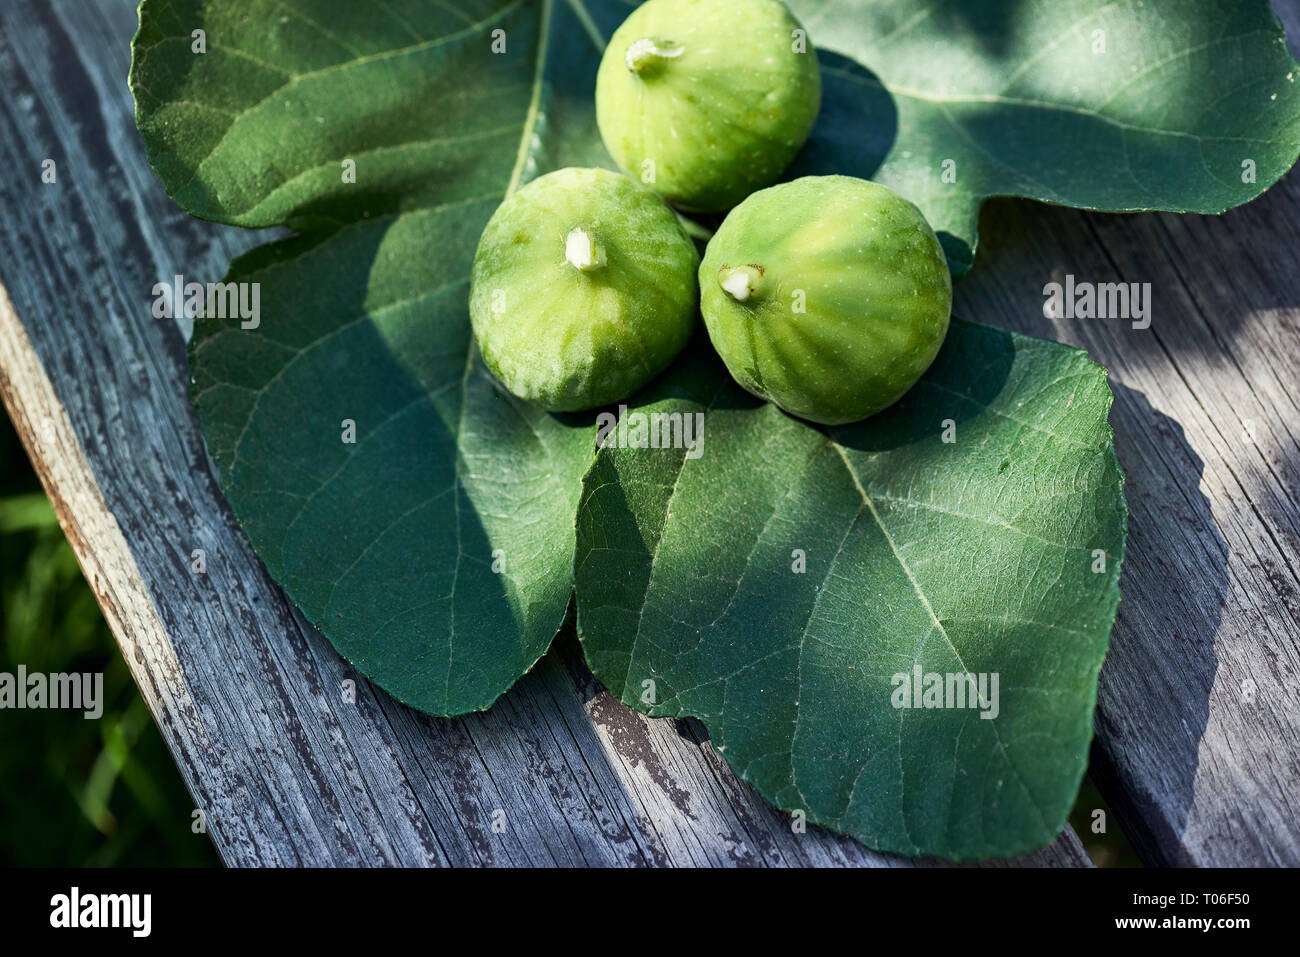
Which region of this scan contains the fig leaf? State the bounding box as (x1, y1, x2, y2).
(575, 320, 1127, 859)
(786, 0, 1300, 272)
(132, 0, 621, 714)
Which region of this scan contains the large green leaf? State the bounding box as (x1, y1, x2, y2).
(132, 0, 620, 714)
(574, 321, 1126, 859)
(787, 0, 1300, 271)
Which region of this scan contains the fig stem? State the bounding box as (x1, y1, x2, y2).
(718, 265, 765, 302)
(625, 37, 684, 75)
(565, 227, 605, 272)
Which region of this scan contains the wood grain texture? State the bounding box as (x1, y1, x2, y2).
(0, 0, 1089, 868)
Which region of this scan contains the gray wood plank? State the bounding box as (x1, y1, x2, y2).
(0, 0, 1090, 867)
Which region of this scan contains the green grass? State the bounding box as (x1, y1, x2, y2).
(0, 412, 219, 867)
(1069, 767, 1142, 867)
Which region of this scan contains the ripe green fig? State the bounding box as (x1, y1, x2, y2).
(699, 175, 952, 425)
(595, 0, 821, 213)
(470, 167, 699, 412)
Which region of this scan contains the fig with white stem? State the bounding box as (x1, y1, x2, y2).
(470, 168, 699, 412)
(699, 176, 953, 425)
(595, 0, 821, 213)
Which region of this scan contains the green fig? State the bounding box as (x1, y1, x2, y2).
(699, 175, 952, 425)
(469, 167, 699, 412)
(595, 0, 821, 213)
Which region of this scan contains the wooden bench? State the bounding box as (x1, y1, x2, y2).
(1, 0, 1296, 866)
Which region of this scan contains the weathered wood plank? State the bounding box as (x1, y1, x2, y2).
(0, 0, 1090, 867)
